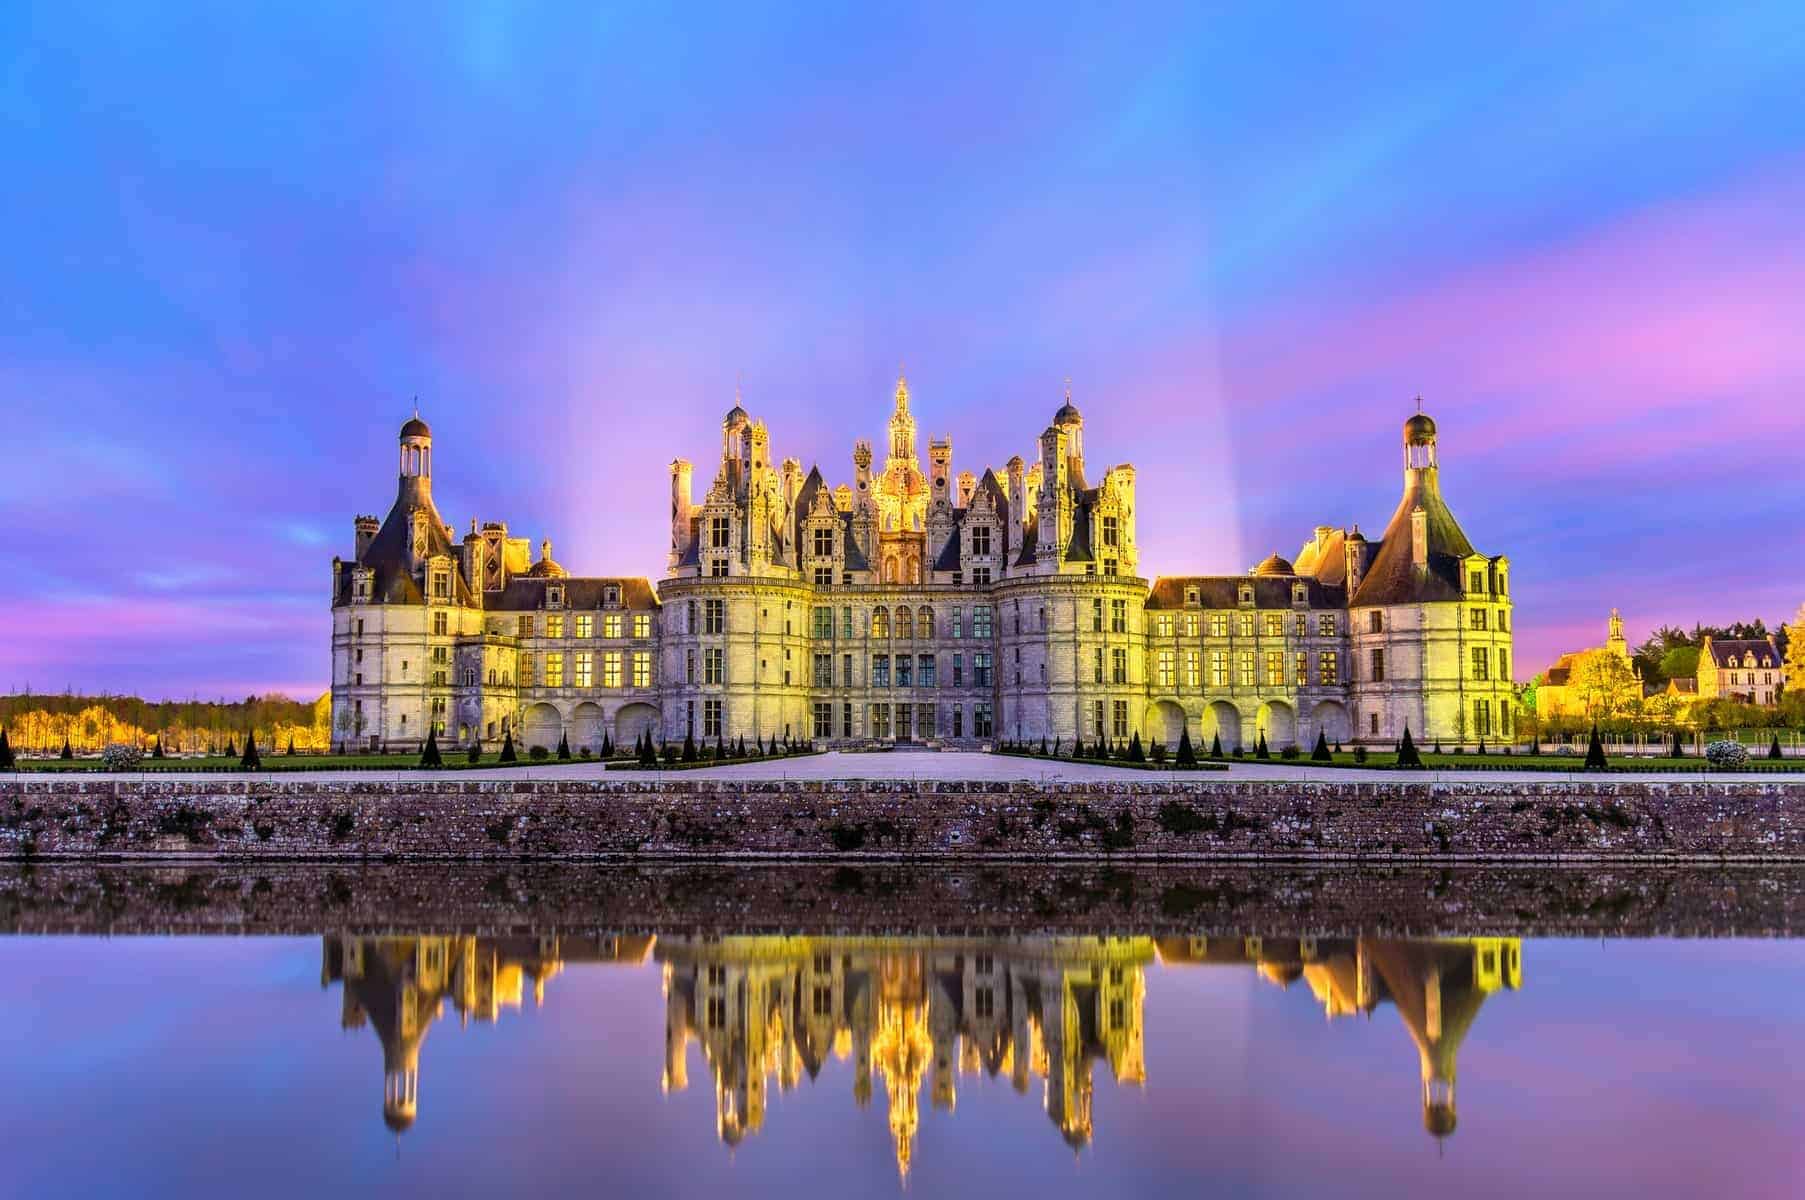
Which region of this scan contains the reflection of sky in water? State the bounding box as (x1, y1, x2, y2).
(0, 937, 1800, 1199)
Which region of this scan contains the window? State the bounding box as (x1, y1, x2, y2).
(1112, 648, 1128, 684)
(872, 607, 890, 637)
(1469, 569, 1485, 594)
(1497, 648, 1509, 682)
(1185, 650, 1200, 688)
(973, 703, 993, 737)
(871, 704, 891, 738)
(1370, 648, 1385, 682)
(1295, 614, 1307, 636)
(1209, 613, 1228, 637)
(602, 651, 622, 688)
(814, 653, 833, 687)
(703, 698, 722, 738)
(843, 703, 854, 738)
(896, 607, 913, 639)
(433, 611, 448, 636)
(1093, 647, 1105, 684)
(950, 608, 963, 639)
(1266, 650, 1285, 685)
(812, 606, 832, 639)
(1317, 614, 1336, 636)
(709, 558, 729, 577)
(873, 655, 890, 687)
(1210, 650, 1228, 687)
(813, 702, 832, 739)
(1470, 646, 1490, 681)
(603, 613, 622, 638)
(813, 527, 834, 558)
(1112, 700, 1129, 739)
(952, 654, 964, 686)
(710, 516, 731, 549)
(546, 614, 564, 639)
(1092, 598, 1104, 632)
(704, 600, 725, 634)
(919, 607, 934, 638)
(432, 572, 449, 600)
(973, 652, 993, 686)
(1469, 608, 1488, 631)
(1157, 650, 1175, 687)
(1155, 613, 1173, 637)
(1092, 699, 1106, 738)
(1473, 698, 1492, 736)
(1263, 613, 1283, 637)
(919, 654, 936, 687)
(951, 706, 963, 737)
(1238, 651, 1255, 686)
(969, 524, 992, 556)
(573, 614, 592, 638)
(972, 606, 993, 638)
(574, 651, 594, 688)
(684, 650, 696, 684)
(1110, 599, 1127, 633)
(704, 648, 724, 684)
(897, 655, 913, 687)
(632, 652, 651, 688)
(1368, 610, 1384, 633)
(1296, 651, 1307, 686)
(1370, 712, 1380, 736)
(971, 566, 991, 585)
(544, 652, 564, 688)
(604, 584, 620, 606)
(1236, 612, 1253, 638)
(1318, 651, 1338, 685)
(1181, 613, 1198, 638)
(1497, 610, 1509, 632)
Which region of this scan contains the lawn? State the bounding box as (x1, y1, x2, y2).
(1226, 750, 1805, 772)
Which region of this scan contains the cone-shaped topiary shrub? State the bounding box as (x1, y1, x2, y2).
(1312, 730, 1331, 762)
(557, 732, 571, 761)
(241, 731, 261, 770)
(152, 735, 165, 760)
(499, 730, 517, 763)
(1397, 725, 1423, 768)
(601, 732, 613, 758)
(223, 738, 236, 759)
(1669, 730, 1684, 758)
(1128, 731, 1145, 762)
(467, 738, 481, 764)
(421, 728, 442, 768)
(682, 731, 697, 762)
(1209, 732, 1223, 760)
(1584, 724, 1608, 769)
(0, 728, 14, 770)
(1769, 733, 1783, 760)
(286, 737, 297, 756)
(61, 737, 74, 760)
(1176, 728, 1196, 766)
(1254, 732, 1270, 760)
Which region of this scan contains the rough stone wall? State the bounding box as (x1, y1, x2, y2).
(4, 863, 1798, 937)
(3, 777, 1802, 861)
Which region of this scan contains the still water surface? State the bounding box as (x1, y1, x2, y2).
(2, 925, 1801, 1197)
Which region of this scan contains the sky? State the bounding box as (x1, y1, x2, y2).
(1, 2, 1802, 699)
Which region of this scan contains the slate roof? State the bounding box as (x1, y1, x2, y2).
(1349, 473, 1480, 607)
(489, 576, 659, 611)
(1703, 637, 1780, 669)
(336, 477, 475, 607)
(1144, 574, 1347, 609)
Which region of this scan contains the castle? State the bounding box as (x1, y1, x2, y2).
(330, 379, 1516, 751)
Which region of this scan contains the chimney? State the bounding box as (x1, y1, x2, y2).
(354, 515, 379, 561)
(669, 459, 694, 571)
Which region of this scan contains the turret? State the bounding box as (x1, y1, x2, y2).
(1053, 385, 1084, 479)
(956, 471, 976, 507)
(1006, 456, 1026, 536)
(1344, 527, 1367, 594)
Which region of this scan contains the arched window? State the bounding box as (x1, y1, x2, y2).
(502, 671, 512, 687)
(918, 607, 934, 639)
(872, 607, 890, 638)
(897, 607, 914, 639)
(488, 669, 498, 686)
(463, 668, 476, 687)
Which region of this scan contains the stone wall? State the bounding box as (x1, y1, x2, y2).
(4, 862, 1798, 937)
(3, 776, 1802, 861)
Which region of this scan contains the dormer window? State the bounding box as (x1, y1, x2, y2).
(710, 516, 731, 549)
(431, 571, 450, 600)
(547, 585, 564, 608)
(604, 584, 621, 607)
(1184, 586, 1200, 606)
(1102, 515, 1119, 547)
(969, 525, 992, 556)
(1292, 584, 1308, 606)
(1238, 585, 1254, 607)
(812, 528, 835, 558)
(1468, 569, 1485, 594)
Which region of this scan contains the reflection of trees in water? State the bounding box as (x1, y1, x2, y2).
(319, 930, 1519, 1164)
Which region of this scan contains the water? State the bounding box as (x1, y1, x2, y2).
(1, 869, 1801, 1199)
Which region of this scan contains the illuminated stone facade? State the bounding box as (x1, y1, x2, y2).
(329, 386, 1514, 751)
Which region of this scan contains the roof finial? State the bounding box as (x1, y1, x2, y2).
(1064, 377, 1072, 401)
(1415, 394, 1423, 414)
(735, 369, 742, 405)
(412, 395, 419, 419)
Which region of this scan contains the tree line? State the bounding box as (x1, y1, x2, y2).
(0, 692, 331, 756)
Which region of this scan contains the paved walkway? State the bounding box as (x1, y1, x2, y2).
(9, 749, 1802, 785)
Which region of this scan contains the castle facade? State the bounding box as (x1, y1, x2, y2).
(329, 381, 1515, 752)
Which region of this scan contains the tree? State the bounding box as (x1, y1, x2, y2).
(1660, 645, 1702, 685)
(1785, 603, 1805, 694)
(241, 730, 262, 770)
(601, 731, 614, 758)
(499, 730, 517, 764)
(1568, 649, 1642, 720)
(1128, 731, 1145, 762)
(420, 728, 442, 768)
(1670, 729, 1685, 758)
(1254, 732, 1269, 760)
(1209, 732, 1223, 759)
(1584, 724, 1607, 769)
(1769, 733, 1784, 760)
(1397, 725, 1422, 768)
(152, 736, 165, 759)
(1176, 728, 1195, 767)
(556, 732, 571, 761)
(0, 728, 13, 770)
(1311, 730, 1331, 762)
(682, 731, 697, 762)
(286, 736, 296, 756)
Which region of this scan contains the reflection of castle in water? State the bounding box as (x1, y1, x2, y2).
(320, 930, 1519, 1169)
